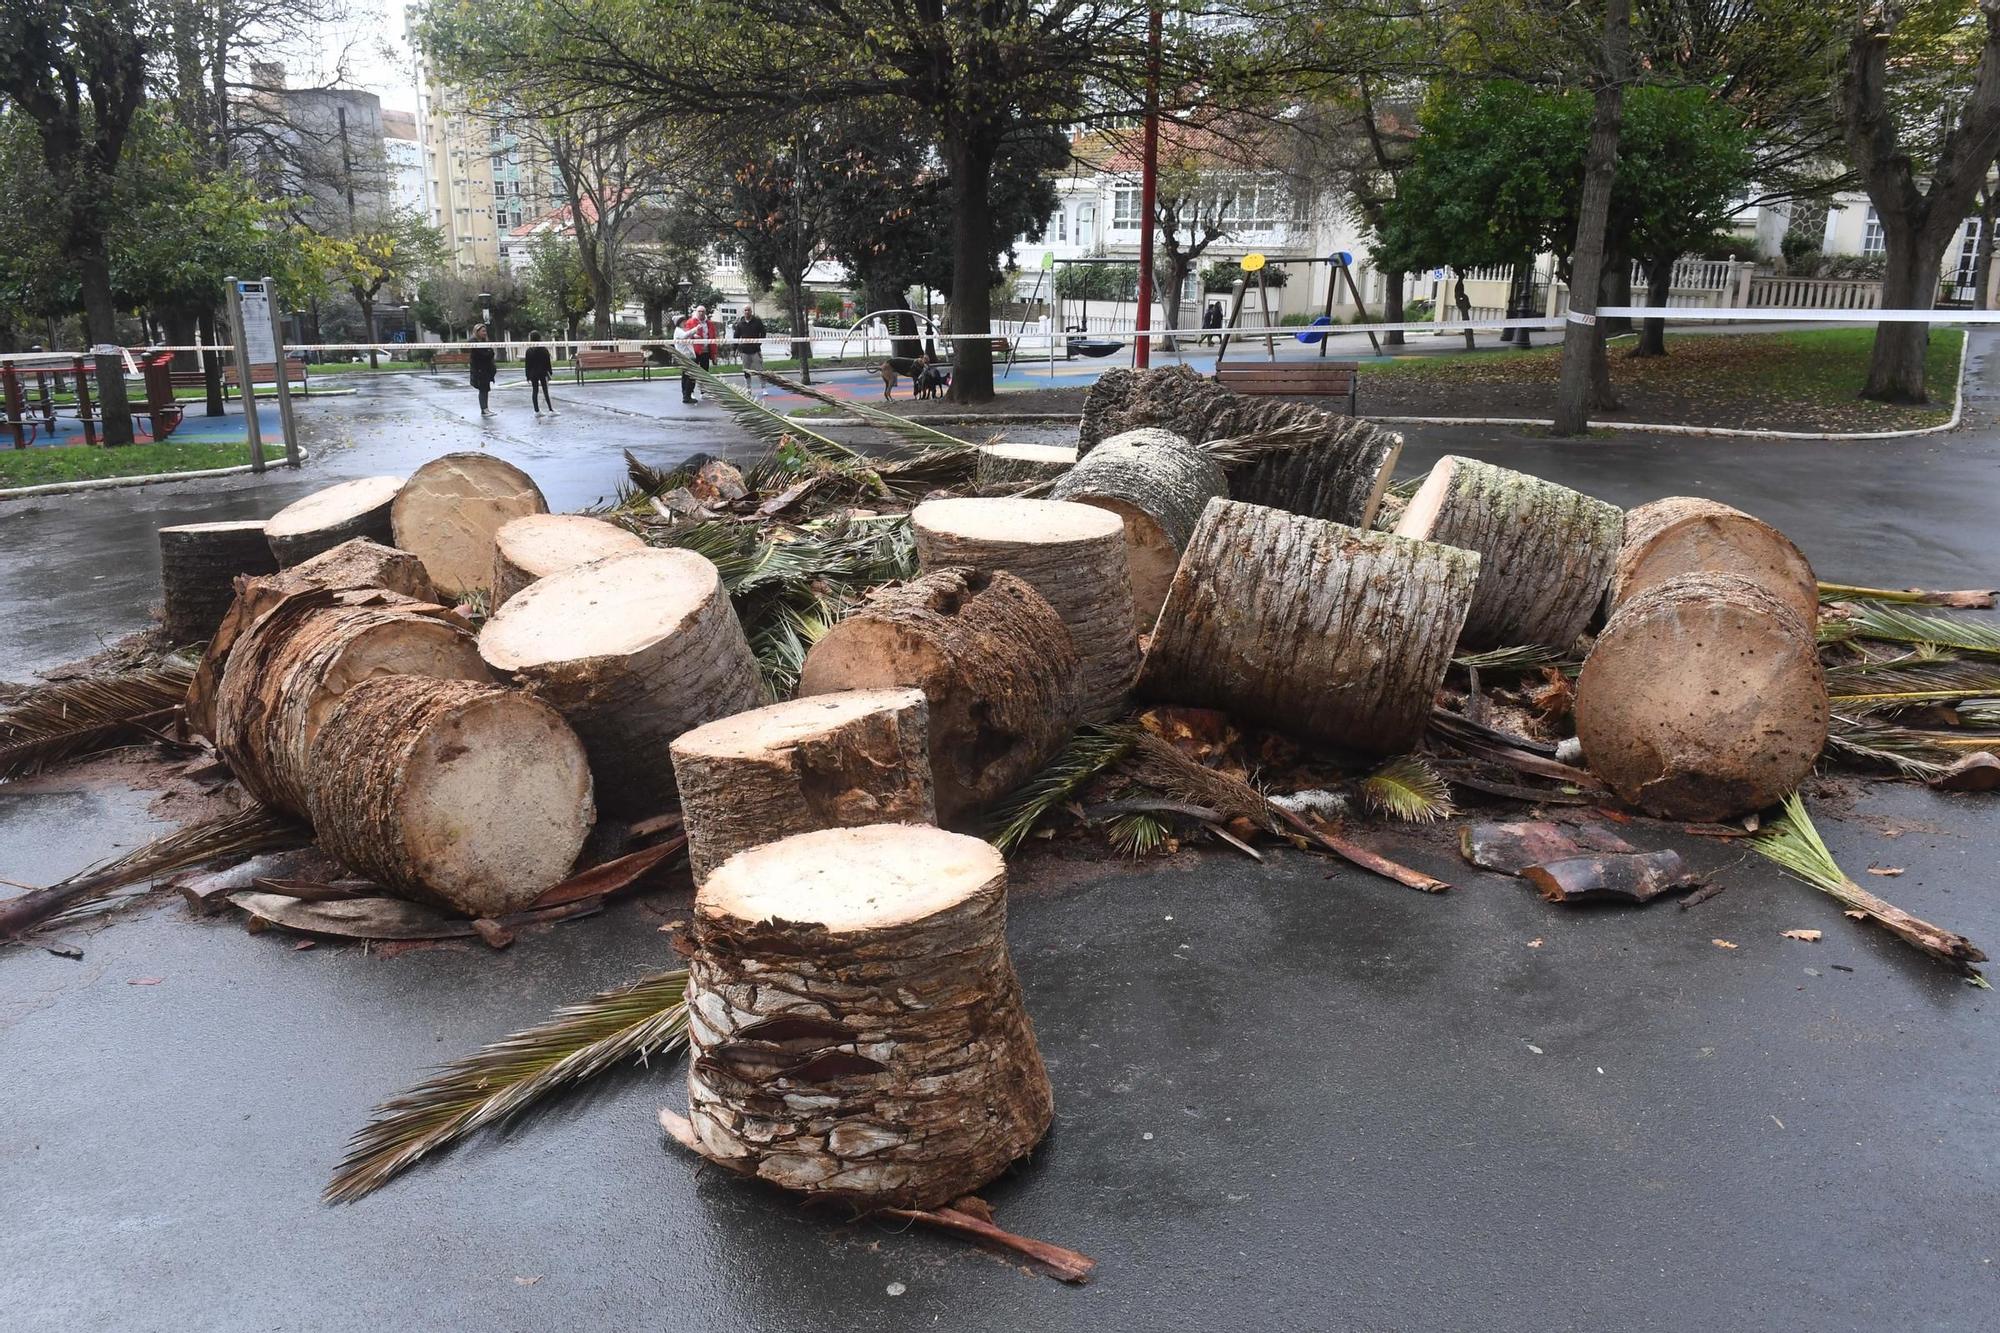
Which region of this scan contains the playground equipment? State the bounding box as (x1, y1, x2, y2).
(1214, 251, 1382, 366)
(1, 348, 181, 448)
(1211, 253, 1370, 409)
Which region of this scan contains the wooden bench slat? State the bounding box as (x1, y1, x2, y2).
(1214, 361, 1360, 412)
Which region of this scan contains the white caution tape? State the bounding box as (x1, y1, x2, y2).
(1566, 311, 1597, 325)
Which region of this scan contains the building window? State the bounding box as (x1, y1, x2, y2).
(1955, 218, 1981, 286)
(1112, 185, 1142, 229)
(1862, 207, 1885, 257)
(1058, 210, 1068, 242)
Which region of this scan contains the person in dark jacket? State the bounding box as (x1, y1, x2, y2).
(468, 324, 497, 416)
(732, 311, 769, 398)
(524, 331, 555, 416)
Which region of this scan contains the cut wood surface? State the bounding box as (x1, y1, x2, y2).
(479, 547, 763, 815)
(491, 513, 645, 606)
(975, 442, 1077, 486)
(1576, 572, 1828, 821)
(1611, 496, 1817, 624)
(1138, 499, 1480, 753)
(1049, 428, 1227, 630)
(1393, 455, 1622, 650)
(264, 476, 404, 567)
(679, 823, 1052, 1211)
(670, 687, 936, 883)
(158, 521, 277, 644)
(307, 675, 594, 918)
(913, 497, 1137, 720)
(797, 568, 1081, 821)
(1522, 850, 1693, 905)
(212, 590, 490, 815)
(390, 453, 550, 599)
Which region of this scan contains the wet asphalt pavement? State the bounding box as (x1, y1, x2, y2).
(4, 347, 1999, 1330)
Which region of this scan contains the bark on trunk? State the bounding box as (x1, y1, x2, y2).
(157, 521, 279, 644)
(1391, 455, 1622, 650)
(675, 824, 1052, 1211)
(670, 687, 935, 884)
(1575, 572, 1828, 821)
(212, 591, 490, 815)
(1049, 428, 1229, 631)
(1864, 244, 1941, 403)
(797, 568, 1081, 822)
(1383, 270, 1406, 347)
(478, 547, 764, 815)
(1632, 257, 1674, 357)
(1611, 496, 1818, 625)
(264, 475, 406, 568)
(946, 138, 997, 404)
(77, 248, 135, 446)
(390, 452, 550, 601)
(974, 443, 1076, 486)
(1551, 0, 1630, 436)
(1137, 499, 1480, 752)
(197, 308, 227, 417)
(492, 513, 646, 607)
(307, 675, 595, 916)
(912, 497, 1138, 721)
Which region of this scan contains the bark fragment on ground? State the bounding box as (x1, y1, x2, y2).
(391, 452, 550, 600)
(157, 521, 277, 645)
(263, 475, 404, 568)
(1611, 496, 1817, 624)
(1521, 850, 1694, 905)
(1049, 428, 1228, 630)
(491, 513, 644, 607)
(1459, 819, 1638, 875)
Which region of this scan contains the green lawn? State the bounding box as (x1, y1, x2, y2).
(0, 440, 253, 488)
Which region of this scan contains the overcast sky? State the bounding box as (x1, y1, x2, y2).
(294, 0, 421, 114)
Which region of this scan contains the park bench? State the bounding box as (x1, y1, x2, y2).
(167, 356, 311, 399)
(1214, 361, 1359, 415)
(574, 349, 650, 382)
(136, 352, 184, 440)
(431, 350, 471, 370)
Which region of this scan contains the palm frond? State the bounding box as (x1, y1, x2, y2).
(326, 970, 690, 1203)
(1833, 717, 2000, 756)
(1199, 420, 1328, 468)
(0, 804, 308, 939)
(1818, 581, 1995, 608)
(1824, 729, 1951, 781)
(1824, 656, 2000, 713)
(759, 369, 977, 452)
(1451, 644, 1566, 676)
(1957, 702, 2000, 729)
(983, 726, 1138, 853)
(1360, 755, 1455, 822)
(1836, 603, 2000, 657)
(665, 349, 873, 473)
(623, 448, 680, 498)
(0, 662, 195, 779)
(1105, 812, 1171, 858)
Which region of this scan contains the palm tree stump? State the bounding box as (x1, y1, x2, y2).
(1049, 428, 1228, 631)
(670, 688, 936, 884)
(1392, 454, 1623, 650)
(1611, 496, 1818, 625)
(491, 513, 645, 607)
(1138, 499, 1480, 753)
(478, 547, 763, 815)
(912, 497, 1137, 720)
(666, 823, 1052, 1211)
(1576, 572, 1828, 821)
(276, 537, 438, 603)
(264, 476, 405, 568)
(390, 452, 550, 600)
(797, 568, 1081, 821)
(975, 442, 1077, 485)
(157, 521, 277, 644)
(308, 675, 595, 917)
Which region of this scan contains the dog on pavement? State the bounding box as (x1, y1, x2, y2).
(877, 353, 950, 400)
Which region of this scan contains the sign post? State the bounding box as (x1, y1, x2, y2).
(261, 276, 301, 467)
(224, 275, 266, 473)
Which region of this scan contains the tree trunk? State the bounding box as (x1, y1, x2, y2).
(388, 452, 550, 600)
(1601, 240, 1632, 335)
(360, 294, 380, 369)
(157, 521, 278, 644)
(212, 592, 490, 815)
(797, 568, 1081, 821)
(946, 138, 997, 403)
(668, 823, 1052, 1212)
(264, 475, 406, 567)
(491, 513, 644, 608)
(974, 443, 1077, 485)
(1383, 269, 1406, 347)
(670, 688, 936, 884)
(1049, 427, 1228, 629)
(912, 497, 1138, 721)
(787, 281, 812, 380)
(1576, 572, 1827, 821)
(307, 675, 595, 916)
(1513, 256, 1535, 349)
(1865, 239, 1942, 402)
(478, 547, 764, 816)
(1632, 256, 1674, 357)
(1137, 499, 1480, 752)
(1391, 455, 1622, 650)
(1552, 0, 1630, 436)
(77, 247, 134, 445)
(1610, 495, 1818, 625)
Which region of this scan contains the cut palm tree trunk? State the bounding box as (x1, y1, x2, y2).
(212, 589, 490, 814)
(491, 513, 644, 607)
(158, 521, 278, 644)
(1392, 455, 1622, 650)
(391, 452, 549, 600)
(1611, 496, 1817, 624)
(670, 687, 936, 884)
(664, 823, 1052, 1212)
(1576, 573, 1827, 821)
(913, 497, 1137, 720)
(798, 569, 1081, 821)
(1049, 428, 1228, 630)
(264, 475, 405, 567)
(479, 547, 763, 815)
(307, 675, 594, 917)
(975, 443, 1077, 485)
(277, 537, 438, 602)
(1138, 499, 1480, 753)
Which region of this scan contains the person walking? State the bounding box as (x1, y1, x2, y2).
(678, 303, 718, 404)
(1200, 300, 1223, 346)
(733, 309, 769, 398)
(524, 330, 555, 417)
(468, 324, 497, 416)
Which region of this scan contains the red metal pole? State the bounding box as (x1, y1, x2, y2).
(1134, 0, 1161, 369)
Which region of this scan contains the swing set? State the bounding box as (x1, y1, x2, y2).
(1211, 251, 1370, 412)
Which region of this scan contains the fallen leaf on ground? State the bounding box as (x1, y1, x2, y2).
(513, 1275, 541, 1286)
(1866, 866, 1905, 877)
(1844, 909, 1867, 920)
(126, 976, 163, 985)
(1527, 937, 1544, 948)
(1781, 929, 1823, 942)
(1712, 938, 1739, 950)
(293, 939, 316, 951)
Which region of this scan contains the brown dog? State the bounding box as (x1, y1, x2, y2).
(876, 353, 934, 399)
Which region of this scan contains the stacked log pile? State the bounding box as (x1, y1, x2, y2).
(390, 453, 550, 600)
(1049, 428, 1227, 629)
(158, 522, 278, 642)
(263, 476, 405, 567)
(491, 514, 645, 606)
(975, 442, 1077, 485)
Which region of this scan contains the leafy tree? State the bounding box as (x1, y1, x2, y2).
(321, 210, 446, 367)
(619, 207, 718, 334)
(526, 231, 593, 339)
(529, 113, 683, 334)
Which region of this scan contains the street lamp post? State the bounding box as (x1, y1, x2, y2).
(1134, 0, 1162, 369)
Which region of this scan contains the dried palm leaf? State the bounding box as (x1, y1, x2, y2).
(1826, 657, 2000, 713)
(1451, 644, 1566, 677)
(1198, 420, 1328, 468)
(1360, 756, 1455, 822)
(983, 725, 1137, 853)
(0, 662, 195, 780)
(1818, 581, 1995, 608)
(667, 350, 883, 487)
(759, 369, 978, 452)
(326, 969, 690, 1203)
(1834, 603, 2000, 656)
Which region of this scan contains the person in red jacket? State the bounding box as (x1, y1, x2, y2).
(678, 304, 718, 403)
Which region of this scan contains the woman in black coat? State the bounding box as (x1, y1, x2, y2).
(469, 324, 497, 416)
